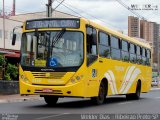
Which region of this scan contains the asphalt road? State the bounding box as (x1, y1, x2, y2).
(0, 89, 160, 120)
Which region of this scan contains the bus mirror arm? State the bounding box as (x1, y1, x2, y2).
(12, 26, 23, 46)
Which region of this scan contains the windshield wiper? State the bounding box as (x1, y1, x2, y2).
(51, 29, 66, 47)
(50, 29, 66, 56)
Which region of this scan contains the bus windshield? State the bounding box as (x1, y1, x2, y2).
(21, 31, 83, 68)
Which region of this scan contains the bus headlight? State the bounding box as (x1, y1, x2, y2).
(20, 75, 25, 80)
(70, 75, 81, 84)
(20, 75, 29, 83)
(76, 76, 81, 81)
(71, 79, 76, 83)
(24, 78, 29, 83)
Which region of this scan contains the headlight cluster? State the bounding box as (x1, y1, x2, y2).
(70, 75, 82, 84)
(20, 75, 30, 83)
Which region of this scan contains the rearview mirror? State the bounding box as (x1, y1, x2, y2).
(12, 26, 22, 46)
(12, 34, 16, 46)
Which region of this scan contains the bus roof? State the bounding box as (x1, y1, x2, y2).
(81, 18, 151, 49)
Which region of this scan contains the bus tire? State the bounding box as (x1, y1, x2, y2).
(44, 96, 59, 106)
(91, 81, 107, 105)
(126, 81, 141, 100)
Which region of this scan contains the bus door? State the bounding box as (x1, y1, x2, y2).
(86, 26, 99, 96)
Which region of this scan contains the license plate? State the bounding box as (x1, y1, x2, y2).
(43, 88, 53, 93)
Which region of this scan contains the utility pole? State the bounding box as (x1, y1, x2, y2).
(2, 0, 5, 80)
(3, 0, 5, 49)
(46, 0, 53, 17)
(158, 41, 160, 77)
(12, 0, 16, 16)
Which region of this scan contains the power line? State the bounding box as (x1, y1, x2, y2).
(63, 1, 119, 28)
(115, 0, 146, 20)
(55, 0, 87, 18)
(55, 0, 120, 30)
(52, 0, 65, 12)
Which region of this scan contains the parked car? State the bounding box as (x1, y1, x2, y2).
(152, 77, 159, 87)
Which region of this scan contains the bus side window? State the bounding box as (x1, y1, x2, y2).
(110, 36, 121, 60)
(137, 46, 142, 64)
(98, 32, 110, 58)
(86, 26, 98, 66)
(147, 49, 151, 66)
(87, 27, 97, 54)
(129, 43, 136, 63)
(121, 40, 129, 62)
(142, 48, 147, 65)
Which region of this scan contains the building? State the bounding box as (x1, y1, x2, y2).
(140, 20, 160, 66)
(128, 16, 139, 38)
(9, 11, 78, 22)
(0, 17, 22, 64)
(128, 16, 160, 73)
(140, 20, 155, 46)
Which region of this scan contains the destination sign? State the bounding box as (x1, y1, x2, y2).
(26, 19, 80, 29)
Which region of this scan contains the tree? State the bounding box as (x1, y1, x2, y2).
(5, 63, 18, 80)
(0, 55, 5, 66)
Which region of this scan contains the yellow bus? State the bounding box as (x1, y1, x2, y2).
(12, 18, 152, 105)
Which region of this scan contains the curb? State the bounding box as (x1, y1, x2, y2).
(0, 97, 43, 104)
(150, 87, 160, 91)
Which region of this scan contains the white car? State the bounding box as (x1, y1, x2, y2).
(151, 78, 159, 87)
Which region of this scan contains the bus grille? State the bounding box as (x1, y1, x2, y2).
(32, 72, 66, 79)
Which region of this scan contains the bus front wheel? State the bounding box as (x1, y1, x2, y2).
(91, 81, 107, 105)
(44, 96, 59, 106)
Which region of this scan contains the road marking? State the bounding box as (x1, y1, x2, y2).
(118, 102, 132, 105)
(155, 97, 160, 99)
(35, 113, 69, 120)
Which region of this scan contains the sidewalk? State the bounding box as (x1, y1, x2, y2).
(151, 87, 160, 91)
(0, 94, 42, 104)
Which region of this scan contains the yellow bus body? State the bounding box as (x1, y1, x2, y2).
(19, 18, 152, 98)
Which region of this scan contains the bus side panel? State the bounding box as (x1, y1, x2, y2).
(89, 58, 152, 96)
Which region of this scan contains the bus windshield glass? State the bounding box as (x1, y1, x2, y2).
(21, 31, 83, 68)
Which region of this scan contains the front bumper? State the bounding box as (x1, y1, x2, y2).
(20, 80, 85, 97)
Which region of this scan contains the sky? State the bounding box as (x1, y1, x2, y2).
(1, 0, 160, 34)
